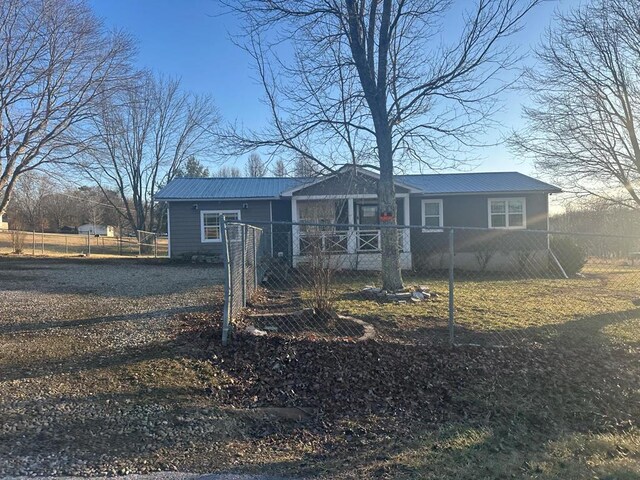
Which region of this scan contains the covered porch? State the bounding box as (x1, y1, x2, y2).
(290, 195, 412, 270)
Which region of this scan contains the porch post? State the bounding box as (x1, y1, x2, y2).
(347, 198, 356, 254)
(403, 195, 411, 253)
(291, 197, 300, 266)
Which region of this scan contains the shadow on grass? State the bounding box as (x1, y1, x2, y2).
(3, 297, 639, 478)
(205, 303, 640, 478)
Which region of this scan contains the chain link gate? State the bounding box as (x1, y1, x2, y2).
(221, 220, 263, 344)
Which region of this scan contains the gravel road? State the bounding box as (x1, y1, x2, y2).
(0, 258, 244, 477)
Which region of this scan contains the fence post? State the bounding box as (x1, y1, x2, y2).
(221, 217, 232, 346)
(241, 225, 246, 307)
(87, 231, 91, 256)
(448, 227, 455, 345)
(65, 236, 68, 255)
(138, 231, 141, 256)
(32, 230, 35, 256)
(41, 231, 44, 255)
(253, 228, 259, 291)
(154, 234, 158, 258)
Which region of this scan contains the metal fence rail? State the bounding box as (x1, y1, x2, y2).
(0, 228, 168, 257)
(220, 220, 640, 347)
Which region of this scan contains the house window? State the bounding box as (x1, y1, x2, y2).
(421, 199, 443, 232)
(488, 198, 526, 229)
(200, 210, 240, 242)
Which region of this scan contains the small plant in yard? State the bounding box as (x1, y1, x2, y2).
(475, 242, 498, 272)
(551, 236, 587, 276)
(304, 231, 338, 321)
(10, 227, 26, 254)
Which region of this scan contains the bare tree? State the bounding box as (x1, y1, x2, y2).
(223, 0, 541, 290)
(81, 74, 219, 233)
(272, 159, 288, 177)
(215, 166, 242, 177)
(294, 156, 322, 177)
(245, 153, 268, 177)
(511, 0, 640, 209)
(0, 0, 134, 217)
(10, 172, 54, 231)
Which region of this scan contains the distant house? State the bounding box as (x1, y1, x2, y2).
(155, 165, 561, 270)
(77, 224, 115, 237)
(0, 213, 7, 230)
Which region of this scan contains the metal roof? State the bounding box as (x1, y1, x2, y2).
(396, 172, 561, 195)
(155, 171, 560, 200)
(155, 177, 310, 200)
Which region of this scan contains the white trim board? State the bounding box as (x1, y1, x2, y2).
(421, 198, 444, 233)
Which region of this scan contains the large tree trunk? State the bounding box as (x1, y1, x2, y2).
(377, 128, 404, 292)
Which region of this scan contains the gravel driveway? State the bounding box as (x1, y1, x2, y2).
(0, 258, 248, 477)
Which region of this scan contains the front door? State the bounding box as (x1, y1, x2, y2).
(356, 204, 380, 251)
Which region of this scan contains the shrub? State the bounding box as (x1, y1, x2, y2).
(475, 242, 498, 272)
(10, 228, 26, 254)
(550, 236, 587, 276)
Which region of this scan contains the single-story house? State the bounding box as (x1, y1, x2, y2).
(0, 213, 7, 230)
(155, 166, 561, 271)
(77, 223, 115, 237)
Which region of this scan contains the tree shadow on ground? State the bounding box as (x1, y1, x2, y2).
(3, 299, 639, 478)
(0, 305, 208, 335)
(0, 257, 223, 298)
(204, 304, 640, 478)
(0, 308, 217, 382)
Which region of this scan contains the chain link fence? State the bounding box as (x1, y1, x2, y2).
(0, 229, 168, 257)
(221, 221, 263, 344)
(220, 220, 640, 347)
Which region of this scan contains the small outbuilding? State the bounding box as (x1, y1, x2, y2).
(77, 224, 115, 237)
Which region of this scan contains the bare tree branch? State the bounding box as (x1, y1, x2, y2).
(511, 0, 640, 209)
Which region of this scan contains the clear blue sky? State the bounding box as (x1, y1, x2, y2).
(88, 0, 576, 176)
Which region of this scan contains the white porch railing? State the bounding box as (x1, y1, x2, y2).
(357, 230, 380, 251)
(299, 231, 349, 254)
(299, 229, 406, 254)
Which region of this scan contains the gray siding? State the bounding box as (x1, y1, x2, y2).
(271, 199, 293, 259)
(168, 200, 272, 258)
(409, 193, 550, 260)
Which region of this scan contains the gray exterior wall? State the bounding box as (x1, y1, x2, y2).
(409, 193, 550, 266)
(168, 200, 273, 259)
(166, 192, 552, 270)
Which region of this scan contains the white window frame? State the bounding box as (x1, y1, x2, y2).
(200, 210, 241, 243)
(421, 199, 444, 232)
(488, 198, 526, 229)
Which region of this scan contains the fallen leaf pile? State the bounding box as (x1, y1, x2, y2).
(203, 314, 640, 433)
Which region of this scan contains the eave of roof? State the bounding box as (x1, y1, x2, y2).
(154, 170, 561, 201)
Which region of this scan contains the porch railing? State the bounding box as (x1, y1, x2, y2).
(299, 229, 405, 254)
(299, 231, 349, 254)
(357, 229, 380, 251)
